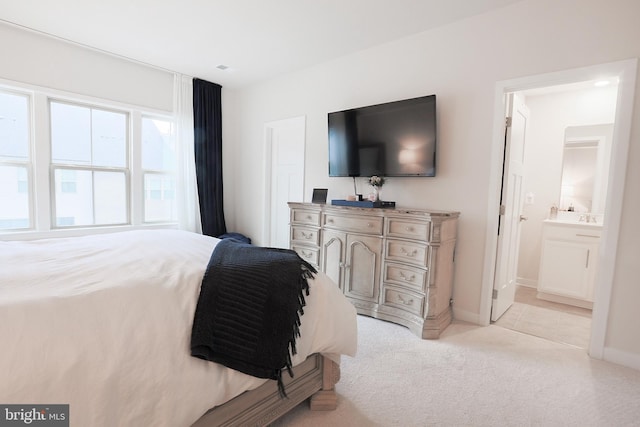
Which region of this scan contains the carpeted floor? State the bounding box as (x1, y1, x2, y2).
(271, 315, 640, 427)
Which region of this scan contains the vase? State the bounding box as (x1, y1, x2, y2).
(373, 186, 380, 201)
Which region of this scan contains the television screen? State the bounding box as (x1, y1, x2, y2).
(328, 95, 436, 177)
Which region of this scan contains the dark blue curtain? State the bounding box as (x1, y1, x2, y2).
(193, 78, 227, 237)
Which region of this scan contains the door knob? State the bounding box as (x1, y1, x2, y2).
(519, 215, 528, 221)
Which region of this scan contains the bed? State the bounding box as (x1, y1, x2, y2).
(0, 230, 357, 426)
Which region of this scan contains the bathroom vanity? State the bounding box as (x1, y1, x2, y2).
(537, 219, 601, 309)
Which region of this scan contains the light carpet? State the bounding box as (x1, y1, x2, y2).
(271, 315, 640, 427)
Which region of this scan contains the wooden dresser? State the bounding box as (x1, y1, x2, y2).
(288, 202, 459, 339)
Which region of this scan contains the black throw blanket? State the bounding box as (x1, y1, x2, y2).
(190, 239, 317, 397)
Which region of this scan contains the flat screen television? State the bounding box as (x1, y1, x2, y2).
(328, 94, 436, 177)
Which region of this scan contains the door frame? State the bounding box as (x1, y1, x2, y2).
(479, 59, 637, 360)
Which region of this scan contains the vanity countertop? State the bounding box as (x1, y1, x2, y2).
(543, 219, 603, 229)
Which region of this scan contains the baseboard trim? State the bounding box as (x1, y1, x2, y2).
(452, 307, 485, 326)
(516, 278, 537, 288)
(603, 347, 640, 371)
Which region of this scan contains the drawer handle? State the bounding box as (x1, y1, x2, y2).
(306, 215, 312, 220)
(405, 226, 415, 232)
(399, 272, 416, 282)
(400, 247, 418, 257)
(327, 218, 334, 223)
(397, 294, 414, 306)
(367, 222, 373, 228)
(301, 250, 312, 259)
(301, 231, 313, 239)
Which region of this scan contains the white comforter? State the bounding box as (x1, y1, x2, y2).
(0, 230, 357, 426)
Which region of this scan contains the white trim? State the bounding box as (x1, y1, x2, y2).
(602, 347, 640, 371)
(452, 307, 483, 325)
(516, 278, 537, 288)
(589, 59, 637, 359)
(480, 59, 638, 361)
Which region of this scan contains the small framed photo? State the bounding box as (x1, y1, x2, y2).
(312, 188, 328, 204)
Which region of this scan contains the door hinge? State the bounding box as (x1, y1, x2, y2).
(505, 116, 512, 128)
(492, 289, 498, 300)
(499, 205, 506, 215)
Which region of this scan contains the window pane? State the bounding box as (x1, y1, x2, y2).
(51, 103, 127, 167)
(54, 169, 93, 226)
(0, 92, 30, 161)
(144, 173, 176, 222)
(142, 117, 175, 170)
(54, 169, 127, 227)
(0, 165, 30, 230)
(92, 109, 127, 167)
(51, 102, 91, 164)
(94, 171, 127, 224)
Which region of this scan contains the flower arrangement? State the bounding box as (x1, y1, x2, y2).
(368, 175, 385, 188)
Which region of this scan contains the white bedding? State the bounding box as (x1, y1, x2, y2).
(0, 230, 357, 426)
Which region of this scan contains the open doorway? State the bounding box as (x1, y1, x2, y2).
(493, 81, 618, 349)
(480, 59, 638, 360)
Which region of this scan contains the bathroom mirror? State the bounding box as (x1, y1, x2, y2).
(559, 124, 613, 214)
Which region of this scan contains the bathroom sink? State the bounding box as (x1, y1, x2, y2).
(544, 219, 603, 229)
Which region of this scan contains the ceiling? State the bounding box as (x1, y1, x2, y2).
(1, 0, 523, 88)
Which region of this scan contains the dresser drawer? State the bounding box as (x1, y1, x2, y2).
(291, 244, 320, 267)
(386, 217, 430, 242)
(323, 214, 383, 235)
(383, 262, 427, 292)
(290, 226, 320, 246)
(291, 209, 321, 226)
(382, 286, 425, 317)
(385, 240, 429, 268)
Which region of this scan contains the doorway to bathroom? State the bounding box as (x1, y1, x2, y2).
(482, 59, 637, 358)
(494, 80, 617, 350)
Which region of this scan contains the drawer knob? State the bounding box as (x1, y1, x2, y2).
(400, 247, 418, 257)
(367, 223, 373, 228)
(306, 215, 312, 220)
(398, 295, 414, 305)
(327, 218, 334, 223)
(399, 272, 416, 282)
(301, 250, 311, 258)
(405, 226, 414, 232)
(301, 231, 312, 239)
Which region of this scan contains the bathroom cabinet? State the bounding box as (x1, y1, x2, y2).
(288, 202, 459, 339)
(537, 220, 601, 309)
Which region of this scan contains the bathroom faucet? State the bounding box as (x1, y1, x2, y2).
(579, 213, 598, 223)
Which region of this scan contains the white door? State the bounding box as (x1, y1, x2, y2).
(264, 116, 305, 248)
(491, 93, 529, 321)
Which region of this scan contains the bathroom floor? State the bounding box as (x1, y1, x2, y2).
(493, 285, 592, 349)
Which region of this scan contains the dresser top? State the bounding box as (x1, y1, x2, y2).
(288, 202, 460, 219)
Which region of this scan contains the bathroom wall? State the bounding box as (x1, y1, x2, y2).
(517, 85, 618, 286)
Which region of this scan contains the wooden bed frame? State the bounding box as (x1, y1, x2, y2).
(192, 354, 340, 426)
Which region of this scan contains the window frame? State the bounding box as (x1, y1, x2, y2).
(0, 88, 35, 231)
(0, 78, 177, 239)
(140, 114, 177, 224)
(48, 99, 132, 229)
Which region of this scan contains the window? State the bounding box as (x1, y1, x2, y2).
(0, 81, 177, 235)
(142, 116, 176, 222)
(50, 101, 129, 227)
(0, 90, 31, 230)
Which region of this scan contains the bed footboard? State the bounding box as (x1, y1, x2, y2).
(309, 355, 340, 411)
(192, 354, 340, 427)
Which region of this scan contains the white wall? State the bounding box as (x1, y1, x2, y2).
(0, 22, 174, 111)
(225, 0, 640, 365)
(517, 86, 618, 286)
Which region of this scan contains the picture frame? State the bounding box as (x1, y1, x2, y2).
(312, 188, 328, 204)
